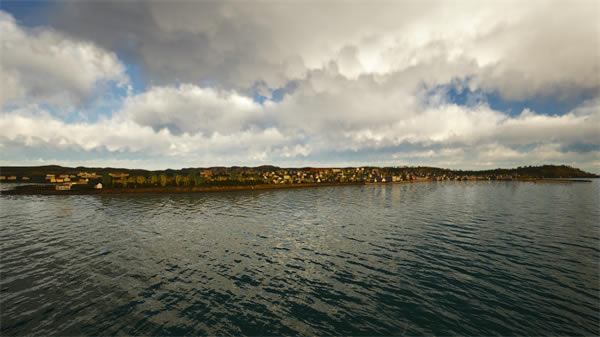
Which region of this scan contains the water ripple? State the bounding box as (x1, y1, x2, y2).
(1, 181, 599, 335)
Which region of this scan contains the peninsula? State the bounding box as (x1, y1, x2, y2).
(1, 164, 596, 195)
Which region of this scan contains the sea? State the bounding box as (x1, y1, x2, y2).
(1, 180, 598, 335)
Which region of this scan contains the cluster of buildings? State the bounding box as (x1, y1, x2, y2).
(45, 172, 103, 190)
(0, 176, 29, 181)
(0, 167, 524, 190)
(259, 168, 521, 184)
(260, 168, 425, 184)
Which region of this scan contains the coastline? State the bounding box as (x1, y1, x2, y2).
(2, 178, 592, 196)
(1, 182, 365, 195)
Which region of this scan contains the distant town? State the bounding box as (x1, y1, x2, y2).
(0, 164, 596, 193)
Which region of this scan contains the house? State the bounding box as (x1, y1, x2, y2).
(7, 176, 17, 180)
(46, 174, 55, 180)
(78, 172, 101, 179)
(22, 177, 30, 180)
(0, 176, 5, 180)
(199, 170, 212, 177)
(56, 184, 71, 191)
(63, 177, 71, 182)
(94, 183, 103, 189)
(109, 173, 130, 178)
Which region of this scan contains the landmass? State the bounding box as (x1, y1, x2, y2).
(1, 164, 596, 195)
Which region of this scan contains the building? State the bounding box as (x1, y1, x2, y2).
(94, 183, 103, 189)
(7, 176, 17, 180)
(109, 173, 130, 178)
(0, 176, 5, 180)
(78, 172, 101, 179)
(22, 177, 30, 180)
(56, 184, 71, 191)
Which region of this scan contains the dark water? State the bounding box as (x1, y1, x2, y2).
(1, 181, 599, 336)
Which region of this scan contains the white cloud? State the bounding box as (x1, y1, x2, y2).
(122, 84, 262, 136)
(1, 86, 598, 171)
(0, 11, 128, 107)
(0, 104, 306, 166)
(49, 1, 598, 100)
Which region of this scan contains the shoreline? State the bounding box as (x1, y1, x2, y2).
(1, 182, 364, 196)
(1, 178, 592, 196)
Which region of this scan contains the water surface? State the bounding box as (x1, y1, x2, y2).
(1, 181, 598, 335)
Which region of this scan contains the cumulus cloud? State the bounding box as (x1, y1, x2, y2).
(0, 11, 128, 107)
(1, 84, 598, 170)
(0, 104, 308, 166)
(47, 0, 598, 100)
(122, 84, 262, 136)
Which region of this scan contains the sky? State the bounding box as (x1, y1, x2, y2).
(0, 1, 599, 172)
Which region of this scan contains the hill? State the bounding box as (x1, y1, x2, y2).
(0, 164, 597, 184)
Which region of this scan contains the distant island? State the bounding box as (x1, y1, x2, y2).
(1, 164, 597, 195)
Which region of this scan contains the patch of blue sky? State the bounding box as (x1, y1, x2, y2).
(123, 62, 145, 94)
(38, 58, 141, 123)
(440, 82, 594, 117)
(1, 1, 52, 26)
(253, 94, 268, 104)
(67, 80, 129, 123)
(26, 79, 129, 124)
(271, 81, 297, 102)
(561, 142, 600, 153)
(250, 81, 298, 105)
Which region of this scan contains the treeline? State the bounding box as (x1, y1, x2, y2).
(454, 165, 598, 178)
(1, 164, 597, 182)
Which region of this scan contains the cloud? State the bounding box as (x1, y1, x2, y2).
(122, 84, 262, 136)
(1, 82, 598, 171)
(46, 1, 598, 101)
(0, 104, 307, 166)
(0, 11, 128, 107)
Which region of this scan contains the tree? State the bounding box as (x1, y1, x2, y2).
(186, 173, 195, 186)
(136, 176, 146, 185)
(150, 175, 158, 185)
(160, 174, 167, 187)
(102, 173, 112, 186)
(175, 174, 183, 186)
(194, 176, 206, 186)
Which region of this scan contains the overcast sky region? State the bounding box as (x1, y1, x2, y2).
(0, 1, 598, 172)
